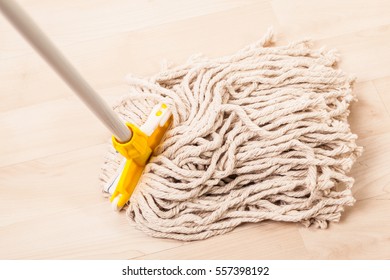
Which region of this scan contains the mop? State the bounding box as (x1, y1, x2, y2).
(100, 34, 363, 241)
(2, 1, 362, 241)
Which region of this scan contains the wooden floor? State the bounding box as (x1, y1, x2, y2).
(1, 0, 390, 259)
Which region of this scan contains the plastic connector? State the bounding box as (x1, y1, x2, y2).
(109, 103, 172, 210)
(112, 123, 152, 166)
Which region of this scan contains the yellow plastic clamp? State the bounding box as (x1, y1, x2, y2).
(109, 118, 171, 210)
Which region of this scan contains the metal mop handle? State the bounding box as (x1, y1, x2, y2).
(0, 0, 132, 143)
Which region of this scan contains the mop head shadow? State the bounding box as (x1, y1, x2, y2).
(100, 29, 363, 241)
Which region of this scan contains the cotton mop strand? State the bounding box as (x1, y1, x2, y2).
(101, 29, 362, 241)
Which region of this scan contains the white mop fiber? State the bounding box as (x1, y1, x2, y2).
(100, 29, 363, 241)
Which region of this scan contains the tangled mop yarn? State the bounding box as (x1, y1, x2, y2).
(100, 29, 363, 241)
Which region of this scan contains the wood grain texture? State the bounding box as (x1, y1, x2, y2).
(0, 0, 389, 259)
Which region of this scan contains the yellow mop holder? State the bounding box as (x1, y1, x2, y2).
(110, 105, 172, 210)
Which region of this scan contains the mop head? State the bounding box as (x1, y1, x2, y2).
(100, 29, 363, 241)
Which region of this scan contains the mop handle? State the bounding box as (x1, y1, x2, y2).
(0, 0, 132, 143)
